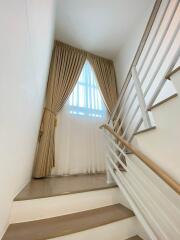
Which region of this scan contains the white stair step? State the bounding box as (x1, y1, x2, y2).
(10, 188, 125, 223)
(3, 204, 139, 240)
(10, 174, 130, 223)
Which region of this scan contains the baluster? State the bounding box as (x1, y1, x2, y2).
(132, 66, 152, 129)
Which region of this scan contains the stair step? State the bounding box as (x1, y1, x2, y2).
(10, 188, 121, 223)
(148, 93, 178, 111)
(15, 173, 116, 201)
(133, 125, 156, 136)
(2, 204, 134, 240)
(126, 236, 142, 240)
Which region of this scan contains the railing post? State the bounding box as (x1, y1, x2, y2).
(106, 163, 114, 184)
(108, 119, 114, 128)
(132, 66, 152, 129)
(103, 128, 115, 184)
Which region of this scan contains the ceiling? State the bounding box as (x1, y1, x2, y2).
(55, 0, 154, 59)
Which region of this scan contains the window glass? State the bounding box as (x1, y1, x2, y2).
(68, 61, 106, 118)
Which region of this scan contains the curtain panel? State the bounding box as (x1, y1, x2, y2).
(33, 41, 86, 178)
(53, 61, 108, 175)
(33, 41, 118, 178)
(87, 54, 118, 113)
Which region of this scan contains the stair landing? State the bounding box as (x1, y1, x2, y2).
(15, 173, 116, 201)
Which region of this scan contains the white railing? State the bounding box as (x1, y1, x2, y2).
(100, 124, 180, 240)
(101, 0, 180, 239)
(110, 0, 180, 141)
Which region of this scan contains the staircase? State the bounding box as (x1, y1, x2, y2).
(100, 0, 180, 239)
(2, 174, 144, 240)
(2, 1, 180, 239)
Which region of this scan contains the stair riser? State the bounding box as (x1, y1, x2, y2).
(10, 188, 129, 223)
(127, 154, 180, 239)
(50, 217, 138, 240)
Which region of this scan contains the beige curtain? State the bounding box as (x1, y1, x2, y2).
(33, 41, 87, 178)
(87, 54, 125, 168)
(87, 54, 118, 113)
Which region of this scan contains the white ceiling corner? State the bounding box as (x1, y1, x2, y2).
(55, 0, 154, 59)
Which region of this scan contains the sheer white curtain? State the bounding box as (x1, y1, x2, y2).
(53, 61, 108, 175)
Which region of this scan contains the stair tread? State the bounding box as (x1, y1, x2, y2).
(126, 236, 143, 240)
(2, 204, 134, 240)
(134, 125, 156, 136)
(148, 93, 178, 111)
(15, 173, 117, 201)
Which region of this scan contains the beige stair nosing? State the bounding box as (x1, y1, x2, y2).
(126, 235, 143, 240)
(134, 125, 156, 136)
(14, 174, 117, 202)
(165, 66, 180, 80)
(2, 204, 134, 240)
(148, 93, 178, 111)
(14, 184, 117, 201)
(125, 151, 133, 155)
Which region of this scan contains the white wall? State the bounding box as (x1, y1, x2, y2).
(134, 71, 180, 183)
(114, 1, 154, 92)
(112, 0, 179, 138)
(0, 0, 56, 237)
(55, 0, 156, 59)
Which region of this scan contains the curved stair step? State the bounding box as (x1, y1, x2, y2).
(2, 204, 134, 240)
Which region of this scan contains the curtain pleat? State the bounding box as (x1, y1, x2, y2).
(33, 41, 118, 178)
(87, 54, 118, 113)
(33, 41, 87, 178)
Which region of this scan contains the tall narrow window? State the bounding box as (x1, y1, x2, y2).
(68, 61, 106, 117)
(54, 61, 107, 176)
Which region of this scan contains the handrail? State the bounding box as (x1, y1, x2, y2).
(166, 66, 180, 80)
(100, 124, 180, 194)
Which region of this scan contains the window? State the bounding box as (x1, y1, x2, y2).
(68, 61, 106, 118)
